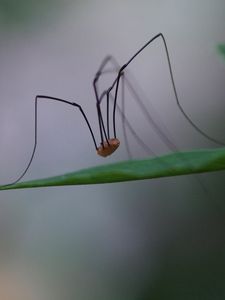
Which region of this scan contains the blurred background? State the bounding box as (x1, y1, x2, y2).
(0, 0, 225, 299)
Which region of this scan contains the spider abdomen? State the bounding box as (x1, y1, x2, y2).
(97, 138, 120, 157)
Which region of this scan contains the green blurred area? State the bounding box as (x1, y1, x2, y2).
(0, 0, 65, 29)
(218, 44, 225, 59)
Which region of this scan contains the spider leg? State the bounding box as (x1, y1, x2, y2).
(99, 34, 225, 147)
(2, 95, 97, 187)
(93, 57, 113, 147)
(121, 33, 225, 146)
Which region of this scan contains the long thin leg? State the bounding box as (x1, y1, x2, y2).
(97, 101, 110, 145)
(93, 58, 112, 147)
(99, 33, 225, 146)
(106, 91, 110, 139)
(1, 95, 97, 187)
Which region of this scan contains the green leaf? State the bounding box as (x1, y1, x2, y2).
(1, 147, 225, 190)
(217, 44, 225, 59)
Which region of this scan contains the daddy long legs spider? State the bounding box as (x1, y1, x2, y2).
(1, 33, 224, 187)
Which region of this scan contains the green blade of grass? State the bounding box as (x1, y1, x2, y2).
(1, 147, 225, 190)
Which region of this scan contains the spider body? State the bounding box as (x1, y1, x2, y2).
(97, 138, 120, 157)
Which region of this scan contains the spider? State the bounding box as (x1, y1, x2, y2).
(2, 33, 224, 187)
